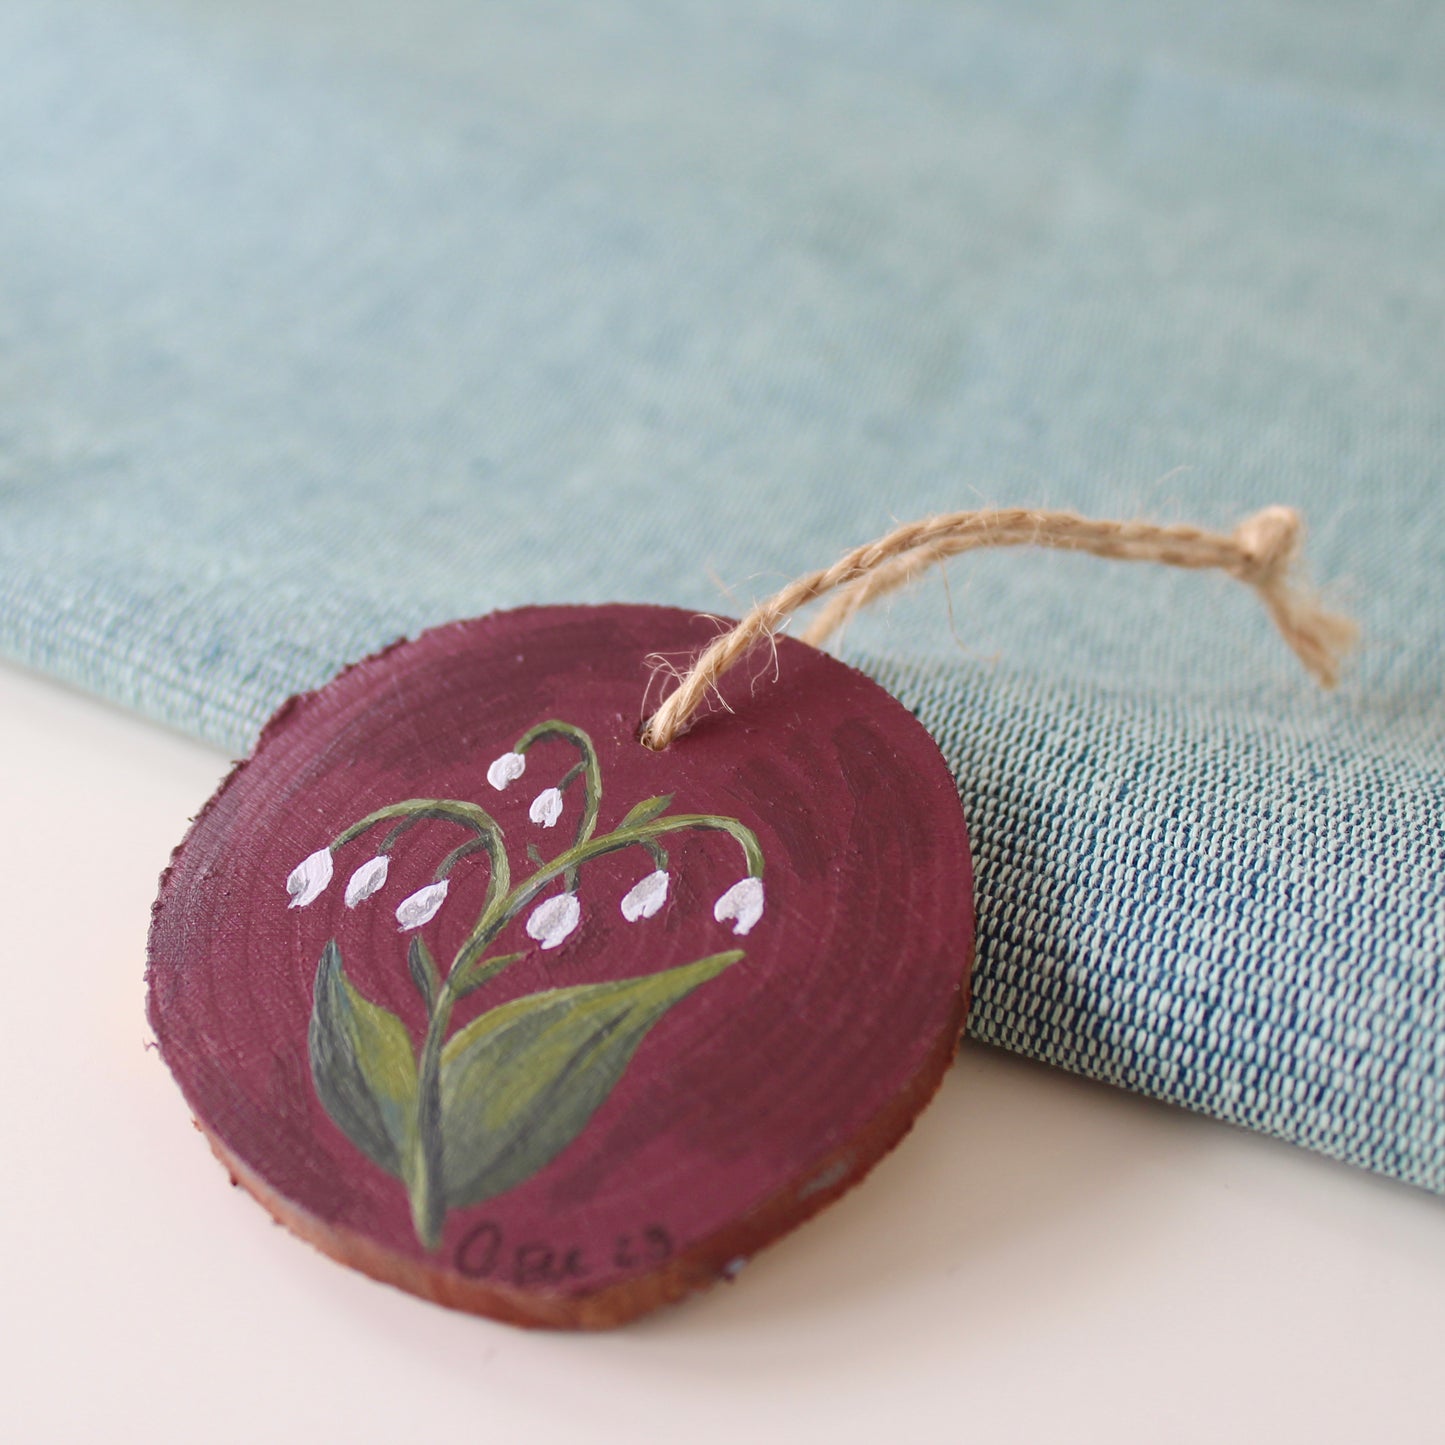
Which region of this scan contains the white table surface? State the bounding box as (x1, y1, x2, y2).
(3, 656, 1442, 1445)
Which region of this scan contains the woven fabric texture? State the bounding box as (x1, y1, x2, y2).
(2, 1, 1441, 1188)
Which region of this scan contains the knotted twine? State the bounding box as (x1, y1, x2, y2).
(641, 505, 1355, 749)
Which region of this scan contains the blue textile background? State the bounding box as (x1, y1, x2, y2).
(2, 2, 1441, 1189)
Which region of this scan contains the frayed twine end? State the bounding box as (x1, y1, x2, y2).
(1231, 505, 1357, 688)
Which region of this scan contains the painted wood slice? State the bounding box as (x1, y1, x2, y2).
(147, 604, 974, 1328)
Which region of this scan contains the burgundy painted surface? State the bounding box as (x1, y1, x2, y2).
(148, 605, 974, 1323)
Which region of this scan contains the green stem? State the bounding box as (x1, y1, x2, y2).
(451, 812, 763, 977)
(332, 799, 512, 925)
(513, 721, 603, 890)
(407, 974, 460, 1251)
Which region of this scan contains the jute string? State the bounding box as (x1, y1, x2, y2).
(641, 504, 1356, 749)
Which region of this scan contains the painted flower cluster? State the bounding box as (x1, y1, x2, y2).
(288, 736, 764, 947)
(285, 718, 766, 1250)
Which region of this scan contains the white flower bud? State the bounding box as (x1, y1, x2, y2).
(286, 848, 333, 909)
(620, 869, 670, 922)
(487, 751, 527, 790)
(526, 892, 581, 950)
(713, 876, 765, 936)
(344, 854, 390, 907)
(395, 879, 449, 931)
(529, 786, 564, 829)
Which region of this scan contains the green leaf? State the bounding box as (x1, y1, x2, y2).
(453, 950, 526, 1000)
(438, 949, 743, 1209)
(619, 794, 674, 829)
(308, 940, 418, 1179)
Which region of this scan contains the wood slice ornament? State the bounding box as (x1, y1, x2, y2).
(147, 506, 1352, 1329)
(148, 604, 975, 1328)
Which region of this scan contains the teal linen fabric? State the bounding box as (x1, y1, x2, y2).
(2, 3, 1442, 1188)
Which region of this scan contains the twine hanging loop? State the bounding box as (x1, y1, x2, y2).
(641, 504, 1356, 749)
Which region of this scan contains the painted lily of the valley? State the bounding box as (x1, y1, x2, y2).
(287, 718, 765, 1250)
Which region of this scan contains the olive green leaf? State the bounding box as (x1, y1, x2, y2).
(309, 939, 418, 1179)
(438, 949, 744, 1210)
(619, 793, 674, 829)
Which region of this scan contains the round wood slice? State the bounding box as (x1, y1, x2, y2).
(147, 604, 975, 1328)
